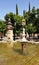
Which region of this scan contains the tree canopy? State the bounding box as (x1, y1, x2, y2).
(0, 4, 39, 36)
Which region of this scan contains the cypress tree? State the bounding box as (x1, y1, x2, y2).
(23, 10, 26, 16)
(29, 2, 30, 12)
(16, 4, 18, 15)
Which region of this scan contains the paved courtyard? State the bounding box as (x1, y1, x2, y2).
(0, 42, 39, 65)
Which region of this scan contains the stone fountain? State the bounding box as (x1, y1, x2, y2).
(20, 19, 28, 54)
(6, 18, 13, 47)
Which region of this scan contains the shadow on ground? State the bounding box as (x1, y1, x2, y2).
(13, 48, 29, 55)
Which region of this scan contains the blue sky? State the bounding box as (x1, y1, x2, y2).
(0, 0, 39, 20)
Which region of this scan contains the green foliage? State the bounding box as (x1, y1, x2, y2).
(16, 4, 18, 15)
(4, 14, 10, 21)
(14, 15, 23, 35)
(4, 12, 15, 26)
(23, 10, 26, 16)
(32, 6, 36, 13)
(0, 20, 6, 33)
(24, 7, 39, 33)
(28, 2, 30, 12)
(25, 24, 36, 34)
(1, 4, 39, 35)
